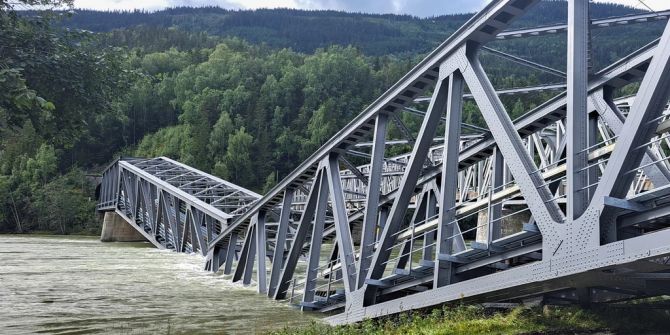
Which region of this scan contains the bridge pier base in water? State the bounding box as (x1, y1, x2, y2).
(100, 211, 146, 242)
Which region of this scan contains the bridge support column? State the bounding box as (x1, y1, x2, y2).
(100, 211, 147, 242)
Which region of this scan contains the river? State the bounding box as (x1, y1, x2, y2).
(0, 235, 318, 334)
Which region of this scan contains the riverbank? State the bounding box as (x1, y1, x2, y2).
(271, 304, 670, 335)
(0, 232, 100, 237)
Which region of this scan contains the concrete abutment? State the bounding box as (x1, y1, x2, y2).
(100, 211, 147, 242)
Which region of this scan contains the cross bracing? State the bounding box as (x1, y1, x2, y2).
(98, 0, 670, 325)
(496, 8, 670, 40)
(96, 157, 261, 252)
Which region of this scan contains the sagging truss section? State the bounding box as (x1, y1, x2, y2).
(97, 157, 260, 260)
(98, 0, 670, 325)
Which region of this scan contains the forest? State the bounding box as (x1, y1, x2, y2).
(0, 0, 663, 234)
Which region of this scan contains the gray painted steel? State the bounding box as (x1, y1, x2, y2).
(98, 1, 670, 325)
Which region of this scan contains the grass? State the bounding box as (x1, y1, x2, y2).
(270, 304, 670, 335)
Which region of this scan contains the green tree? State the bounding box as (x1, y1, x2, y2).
(217, 127, 254, 186)
(26, 144, 57, 186)
(510, 99, 526, 119)
(33, 169, 96, 234)
(262, 171, 277, 194)
(209, 111, 235, 158)
(0, 0, 114, 234)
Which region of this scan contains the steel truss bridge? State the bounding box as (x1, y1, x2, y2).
(97, 1, 670, 324)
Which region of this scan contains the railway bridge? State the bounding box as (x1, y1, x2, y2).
(97, 0, 670, 324)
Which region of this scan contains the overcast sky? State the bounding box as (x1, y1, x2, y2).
(72, 0, 670, 17)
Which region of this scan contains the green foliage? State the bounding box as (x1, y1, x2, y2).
(55, 2, 659, 60)
(32, 169, 97, 234)
(217, 127, 254, 186)
(0, 0, 107, 234)
(140, 48, 192, 75)
(122, 3, 659, 192)
(3, 1, 662, 235)
(262, 172, 277, 194)
(131, 39, 390, 190)
(0, 69, 52, 129)
(24, 1, 650, 196)
(0, 143, 97, 234)
(135, 124, 191, 159)
(26, 143, 57, 186)
(209, 112, 235, 155)
(58, 7, 468, 56)
(270, 305, 670, 335)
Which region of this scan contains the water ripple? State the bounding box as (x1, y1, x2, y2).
(0, 235, 317, 334)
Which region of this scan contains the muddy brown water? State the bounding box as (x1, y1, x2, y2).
(0, 235, 318, 334)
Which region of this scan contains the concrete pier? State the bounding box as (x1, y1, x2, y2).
(100, 211, 146, 242)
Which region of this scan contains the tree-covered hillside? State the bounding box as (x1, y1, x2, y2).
(1, 0, 665, 234)
(59, 1, 648, 56)
(58, 2, 667, 76)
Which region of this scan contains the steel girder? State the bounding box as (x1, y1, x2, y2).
(97, 0, 670, 326)
(496, 8, 670, 40)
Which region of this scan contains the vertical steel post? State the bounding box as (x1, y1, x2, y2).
(567, 0, 590, 220)
(207, 245, 224, 273)
(365, 71, 452, 304)
(223, 232, 238, 275)
(327, 243, 341, 281)
(192, 210, 205, 255)
(171, 197, 182, 251)
(376, 206, 389, 243)
(358, 113, 388, 288)
(422, 189, 437, 261)
(435, 72, 465, 288)
(150, 183, 158, 231)
(395, 240, 412, 273)
(268, 189, 294, 297)
(233, 223, 256, 284)
(408, 219, 415, 273)
(325, 154, 358, 294)
(154, 190, 162, 237)
(302, 171, 329, 305)
(255, 211, 268, 294)
(274, 170, 323, 299)
(242, 225, 257, 285)
(206, 215, 213, 243)
(180, 206, 191, 252)
(587, 114, 599, 201)
(289, 278, 296, 304)
(157, 191, 167, 245)
(326, 260, 334, 303)
(397, 191, 427, 270)
(490, 147, 504, 242)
